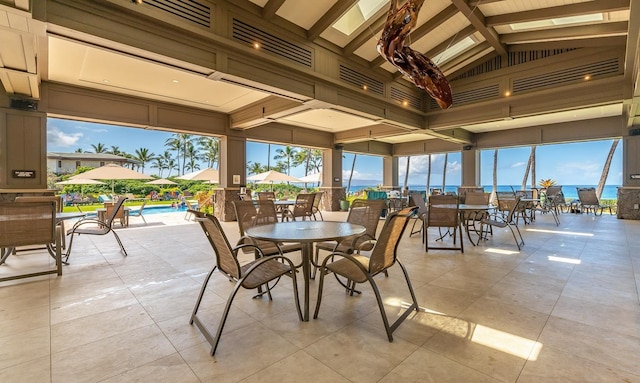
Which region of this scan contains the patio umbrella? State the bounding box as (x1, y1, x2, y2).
(56, 178, 106, 196)
(247, 170, 301, 183)
(249, 170, 302, 191)
(176, 168, 219, 183)
(70, 164, 151, 193)
(298, 172, 322, 183)
(145, 178, 178, 186)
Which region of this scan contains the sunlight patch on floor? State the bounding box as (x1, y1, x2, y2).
(390, 301, 542, 360)
(548, 255, 581, 264)
(526, 228, 594, 237)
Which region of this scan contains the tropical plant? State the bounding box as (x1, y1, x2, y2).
(198, 137, 219, 169)
(134, 147, 155, 173)
(538, 178, 557, 188)
(247, 161, 266, 175)
(91, 143, 107, 153)
(274, 146, 298, 175)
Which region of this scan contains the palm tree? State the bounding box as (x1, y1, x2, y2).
(91, 143, 107, 153)
(199, 137, 219, 169)
(442, 153, 448, 192)
(491, 149, 498, 203)
(426, 154, 432, 195)
(165, 134, 196, 175)
(74, 148, 84, 153)
(596, 139, 619, 199)
(247, 161, 266, 175)
(521, 146, 536, 190)
(134, 147, 155, 174)
(403, 156, 410, 191)
(346, 153, 357, 196)
(150, 157, 165, 177)
(165, 158, 177, 177)
(274, 146, 298, 175)
(108, 146, 124, 156)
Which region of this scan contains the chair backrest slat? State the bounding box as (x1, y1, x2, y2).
(410, 193, 427, 215)
(0, 202, 56, 247)
(577, 187, 599, 205)
(368, 207, 415, 274)
(464, 192, 490, 205)
(428, 195, 459, 227)
(290, 193, 315, 219)
(196, 214, 241, 279)
(344, 199, 386, 249)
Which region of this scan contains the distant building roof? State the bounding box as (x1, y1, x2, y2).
(47, 152, 141, 164)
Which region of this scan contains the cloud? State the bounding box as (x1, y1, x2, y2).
(47, 128, 83, 147)
(511, 161, 526, 168)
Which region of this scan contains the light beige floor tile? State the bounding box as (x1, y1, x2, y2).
(0, 326, 50, 370)
(517, 345, 640, 383)
(239, 350, 350, 383)
(51, 303, 155, 353)
(304, 323, 419, 383)
(539, 316, 640, 376)
(551, 295, 640, 337)
(0, 355, 51, 383)
(99, 353, 199, 383)
(51, 324, 176, 383)
(180, 322, 299, 382)
(0, 303, 50, 338)
(50, 287, 139, 325)
(379, 347, 500, 382)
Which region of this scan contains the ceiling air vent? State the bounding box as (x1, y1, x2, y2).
(452, 49, 576, 81)
(339, 65, 383, 95)
(431, 84, 499, 109)
(391, 87, 421, 109)
(513, 58, 619, 94)
(143, 0, 210, 28)
(232, 19, 312, 67)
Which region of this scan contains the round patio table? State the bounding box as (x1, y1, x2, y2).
(245, 221, 366, 321)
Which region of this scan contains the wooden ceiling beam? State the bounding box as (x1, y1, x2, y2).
(450, 0, 507, 56)
(308, 0, 358, 41)
(501, 21, 628, 44)
(262, 0, 286, 20)
(507, 36, 627, 51)
(486, 0, 630, 27)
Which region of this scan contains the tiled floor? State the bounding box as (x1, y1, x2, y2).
(1, 209, 639, 382)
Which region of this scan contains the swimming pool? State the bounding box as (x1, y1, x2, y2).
(135, 205, 188, 215)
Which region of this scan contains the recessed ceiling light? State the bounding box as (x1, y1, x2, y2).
(584, 75, 591, 80)
(402, 100, 409, 107)
(172, 80, 179, 83)
(504, 91, 511, 97)
(102, 80, 110, 83)
(362, 84, 368, 91)
(253, 42, 260, 49)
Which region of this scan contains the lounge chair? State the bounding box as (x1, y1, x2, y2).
(128, 200, 148, 224)
(576, 187, 614, 215)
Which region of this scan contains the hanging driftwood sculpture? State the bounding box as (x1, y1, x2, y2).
(377, 0, 453, 109)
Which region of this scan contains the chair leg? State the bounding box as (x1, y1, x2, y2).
(110, 230, 128, 256)
(190, 265, 217, 324)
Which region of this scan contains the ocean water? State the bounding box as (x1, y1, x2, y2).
(346, 185, 620, 200)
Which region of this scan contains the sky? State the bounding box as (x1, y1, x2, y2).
(47, 117, 623, 187)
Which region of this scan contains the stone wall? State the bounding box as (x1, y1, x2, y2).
(616, 187, 640, 219)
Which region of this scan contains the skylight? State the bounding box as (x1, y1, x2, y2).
(510, 13, 604, 31)
(432, 36, 476, 65)
(333, 0, 389, 36)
